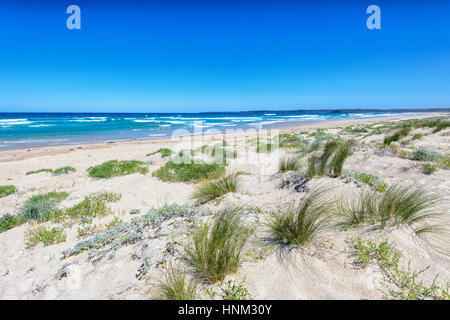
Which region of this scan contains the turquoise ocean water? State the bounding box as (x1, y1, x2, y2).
(0, 111, 422, 150)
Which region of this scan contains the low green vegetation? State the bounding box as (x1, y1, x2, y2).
(342, 183, 441, 232)
(279, 156, 302, 173)
(152, 161, 225, 183)
(186, 208, 253, 283)
(0, 185, 17, 198)
(146, 148, 173, 158)
(63, 204, 197, 258)
(26, 167, 76, 176)
(353, 238, 400, 269)
(268, 187, 333, 246)
(352, 238, 449, 300)
(88, 160, 149, 178)
(411, 147, 441, 162)
(154, 264, 198, 300)
(342, 170, 388, 192)
(192, 173, 239, 204)
(422, 163, 437, 175)
(25, 226, 66, 248)
(26, 168, 53, 175)
(0, 214, 19, 232)
(64, 192, 121, 221)
(220, 280, 253, 300)
(53, 166, 76, 175)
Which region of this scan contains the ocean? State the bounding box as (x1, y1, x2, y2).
(0, 110, 423, 150)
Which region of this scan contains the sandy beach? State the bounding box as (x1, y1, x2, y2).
(1, 112, 449, 300)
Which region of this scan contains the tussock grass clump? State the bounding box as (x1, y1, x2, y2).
(26, 168, 53, 175)
(383, 125, 412, 145)
(25, 226, 66, 248)
(317, 140, 340, 176)
(154, 264, 198, 300)
(0, 185, 17, 198)
(279, 156, 302, 173)
(306, 155, 317, 179)
(268, 187, 333, 246)
(342, 183, 441, 231)
(0, 214, 19, 232)
(330, 140, 354, 176)
(146, 148, 173, 158)
(20, 192, 70, 222)
(193, 173, 239, 204)
(306, 139, 355, 178)
(88, 160, 149, 178)
(152, 161, 225, 183)
(53, 166, 76, 175)
(186, 208, 253, 283)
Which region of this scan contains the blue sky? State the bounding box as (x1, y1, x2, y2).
(0, 0, 449, 112)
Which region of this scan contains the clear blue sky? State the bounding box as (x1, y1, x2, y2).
(0, 0, 449, 113)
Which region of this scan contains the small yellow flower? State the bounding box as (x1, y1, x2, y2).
(162, 261, 166, 268)
(99, 243, 103, 247)
(81, 249, 86, 253)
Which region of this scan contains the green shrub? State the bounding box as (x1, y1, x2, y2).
(192, 173, 239, 204)
(268, 187, 333, 246)
(279, 156, 302, 173)
(0, 185, 17, 198)
(53, 166, 76, 175)
(25, 226, 66, 248)
(26, 168, 53, 175)
(422, 163, 437, 175)
(154, 264, 198, 300)
(412, 148, 441, 162)
(146, 148, 173, 158)
(186, 208, 253, 283)
(88, 160, 149, 178)
(152, 161, 225, 183)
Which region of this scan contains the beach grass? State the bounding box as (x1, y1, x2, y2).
(186, 208, 253, 283)
(279, 156, 302, 173)
(192, 173, 239, 204)
(383, 125, 412, 145)
(342, 183, 441, 231)
(0, 214, 19, 232)
(87, 160, 149, 178)
(152, 160, 225, 183)
(0, 185, 17, 198)
(153, 264, 198, 300)
(268, 186, 333, 246)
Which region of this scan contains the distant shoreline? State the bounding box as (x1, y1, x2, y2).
(0, 112, 447, 162)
